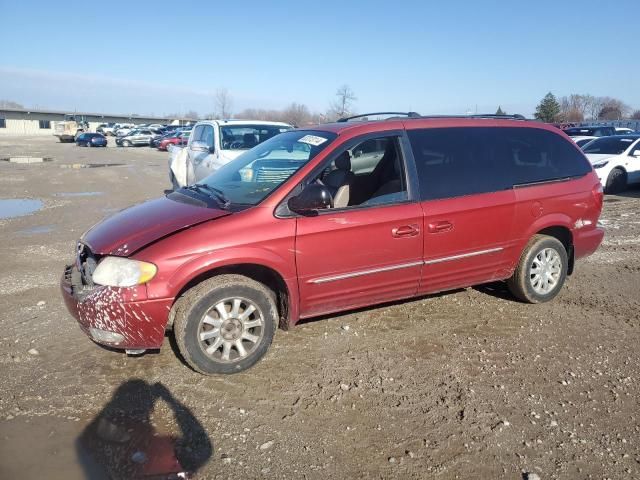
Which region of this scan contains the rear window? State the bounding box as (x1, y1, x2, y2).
(408, 127, 592, 201)
(583, 136, 637, 155)
(564, 127, 615, 137)
(220, 125, 291, 150)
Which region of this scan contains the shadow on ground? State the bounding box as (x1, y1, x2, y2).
(76, 379, 212, 479)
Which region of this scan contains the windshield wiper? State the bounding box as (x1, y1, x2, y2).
(187, 183, 231, 208)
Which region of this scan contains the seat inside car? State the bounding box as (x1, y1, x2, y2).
(324, 151, 356, 208)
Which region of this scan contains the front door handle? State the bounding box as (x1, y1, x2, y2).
(392, 224, 420, 237)
(428, 221, 453, 233)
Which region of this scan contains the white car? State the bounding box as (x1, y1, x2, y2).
(615, 127, 636, 135)
(169, 119, 292, 188)
(583, 135, 640, 193)
(571, 135, 597, 148)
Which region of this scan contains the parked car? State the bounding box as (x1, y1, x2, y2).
(582, 135, 640, 193)
(169, 120, 292, 188)
(159, 131, 190, 151)
(96, 123, 117, 136)
(615, 127, 636, 135)
(563, 126, 616, 137)
(571, 135, 597, 148)
(76, 132, 108, 147)
(61, 113, 604, 374)
(115, 125, 138, 137)
(115, 129, 156, 147)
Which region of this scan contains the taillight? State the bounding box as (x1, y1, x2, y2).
(592, 183, 603, 211)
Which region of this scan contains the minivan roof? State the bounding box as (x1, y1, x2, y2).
(309, 116, 561, 136)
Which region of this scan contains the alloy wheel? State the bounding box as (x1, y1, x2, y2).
(197, 297, 265, 363)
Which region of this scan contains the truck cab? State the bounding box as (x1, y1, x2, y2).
(170, 119, 292, 187)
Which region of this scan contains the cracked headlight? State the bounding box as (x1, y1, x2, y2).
(92, 257, 157, 287)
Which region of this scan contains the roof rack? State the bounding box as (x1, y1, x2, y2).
(337, 111, 421, 122)
(337, 112, 527, 123)
(416, 113, 527, 120)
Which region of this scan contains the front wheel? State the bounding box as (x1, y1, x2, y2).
(173, 275, 278, 375)
(507, 235, 568, 303)
(122, 140, 131, 147)
(604, 168, 627, 194)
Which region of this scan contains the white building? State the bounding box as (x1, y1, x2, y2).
(0, 107, 194, 136)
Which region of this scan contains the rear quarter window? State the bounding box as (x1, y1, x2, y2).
(408, 127, 592, 201)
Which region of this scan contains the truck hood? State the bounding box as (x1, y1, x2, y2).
(585, 153, 616, 165)
(82, 196, 230, 255)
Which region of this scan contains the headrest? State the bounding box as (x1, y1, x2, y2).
(243, 133, 257, 145)
(335, 151, 351, 171)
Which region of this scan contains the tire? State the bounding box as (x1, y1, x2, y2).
(173, 275, 278, 375)
(122, 140, 131, 147)
(604, 168, 627, 194)
(507, 235, 568, 304)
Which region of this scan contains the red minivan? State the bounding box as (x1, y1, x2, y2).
(61, 114, 604, 374)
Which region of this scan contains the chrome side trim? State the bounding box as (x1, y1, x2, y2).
(424, 247, 503, 265)
(309, 261, 424, 284)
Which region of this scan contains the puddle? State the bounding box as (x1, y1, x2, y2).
(54, 192, 104, 198)
(0, 199, 43, 220)
(59, 163, 125, 169)
(17, 225, 54, 235)
(0, 156, 54, 164)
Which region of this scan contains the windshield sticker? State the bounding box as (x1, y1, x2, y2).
(298, 134, 328, 146)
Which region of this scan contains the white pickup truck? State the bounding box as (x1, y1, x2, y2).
(169, 119, 292, 188)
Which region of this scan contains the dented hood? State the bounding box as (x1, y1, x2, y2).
(82, 196, 230, 255)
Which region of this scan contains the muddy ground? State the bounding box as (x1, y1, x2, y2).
(0, 135, 638, 480)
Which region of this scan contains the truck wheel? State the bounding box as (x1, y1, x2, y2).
(604, 168, 627, 194)
(507, 235, 568, 304)
(173, 275, 278, 375)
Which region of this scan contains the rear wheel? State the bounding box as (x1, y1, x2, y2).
(174, 275, 278, 375)
(604, 168, 627, 194)
(507, 235, 568, 303)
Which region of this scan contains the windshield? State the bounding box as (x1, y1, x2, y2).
(220, 125, 292, 151)
(583, 137, 637, 155)
(194, 130, 337, 206)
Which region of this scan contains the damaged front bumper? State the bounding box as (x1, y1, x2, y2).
(61, 265, 172, 350)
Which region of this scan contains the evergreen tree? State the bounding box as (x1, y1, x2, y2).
(534, 93, 561, 123)
(495, 106, 506, 115)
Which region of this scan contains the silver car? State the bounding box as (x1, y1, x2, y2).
(117, 129, 157, 147)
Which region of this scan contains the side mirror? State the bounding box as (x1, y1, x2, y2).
(287, 184, 332, 215)
(353, 149, 362, 158)
(190, 141, 210, 153)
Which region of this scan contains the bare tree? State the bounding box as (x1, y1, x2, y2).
(597, 97, 630, 120)
(0, 99, 24, 109)
(584, 95, 606, 121)
(280, 103, 312, 127)
(214, 88, 233, 119)
(327, 85, 356, 120)
(631, 110, 640, 120)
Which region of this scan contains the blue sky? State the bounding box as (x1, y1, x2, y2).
(1, 0, 638, 117)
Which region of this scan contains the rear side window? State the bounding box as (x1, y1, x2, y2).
(408, 127, 592, 201)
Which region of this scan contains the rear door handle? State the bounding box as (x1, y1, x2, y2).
(428, 221, 453, 233)
(392, 224, 420, 237)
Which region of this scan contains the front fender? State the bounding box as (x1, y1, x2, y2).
(165, 247, 300, 325)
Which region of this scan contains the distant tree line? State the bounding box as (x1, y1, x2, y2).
(534, 92, 640, 123)
(198, 85, 357, 126)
